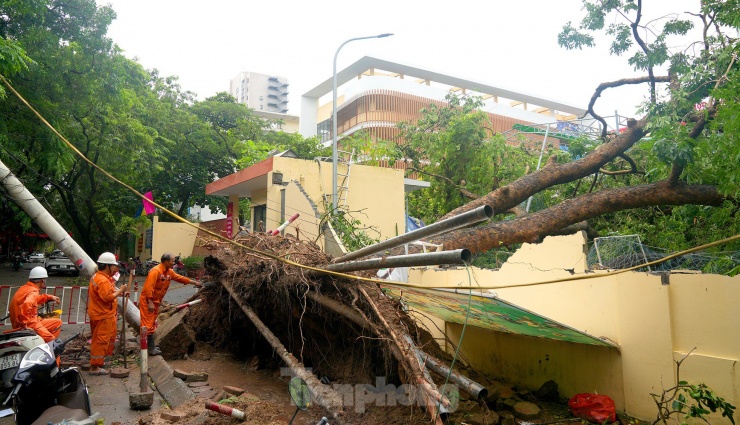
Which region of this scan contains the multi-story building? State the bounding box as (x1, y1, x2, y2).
(300, 56, 589, 152)
(230, 71, 289, 114)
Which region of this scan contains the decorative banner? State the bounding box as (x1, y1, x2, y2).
(381, 285, 617, 347)
(142, 191, 156, 215)
(225, 202, 233, 238)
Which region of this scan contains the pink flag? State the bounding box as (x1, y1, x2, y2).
(143, 191, 156, 215)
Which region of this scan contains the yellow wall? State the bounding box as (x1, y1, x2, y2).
(409, 232, 739, 423)
(269, 157, 405, 242)
(151, 215, 198, 261)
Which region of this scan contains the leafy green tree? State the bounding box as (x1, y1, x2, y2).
(404, 1, 738, 268)
(399, 94, 536, 224)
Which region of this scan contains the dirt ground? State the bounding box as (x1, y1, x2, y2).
(123, 339, 603, 425)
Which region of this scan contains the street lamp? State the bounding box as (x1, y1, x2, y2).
(332, 33, 394, 212)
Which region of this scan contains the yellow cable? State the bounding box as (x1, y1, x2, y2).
(2, 74, 738, 291)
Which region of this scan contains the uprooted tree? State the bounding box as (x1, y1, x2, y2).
(401, 0, 739, 259)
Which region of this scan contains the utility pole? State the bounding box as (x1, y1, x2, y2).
(0, 158, 140, 326)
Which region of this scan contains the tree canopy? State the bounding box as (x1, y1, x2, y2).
(401, 0, 739, 270)
(0, 0, 322, 255)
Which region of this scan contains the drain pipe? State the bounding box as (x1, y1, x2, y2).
(0, 159, 140, 327)
(333, 205, 492, 263)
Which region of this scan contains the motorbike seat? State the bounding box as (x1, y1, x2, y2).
(30, 405, 90, 425)
(0, 328, 36, 340)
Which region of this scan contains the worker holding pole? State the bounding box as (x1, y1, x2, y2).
(87, 252, 128, 375)
(139, 252, 201, 356)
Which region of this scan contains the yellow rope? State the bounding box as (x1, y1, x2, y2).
(2, 74, 738, 291)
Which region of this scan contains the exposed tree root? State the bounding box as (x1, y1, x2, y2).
(185, 233, 454, 422)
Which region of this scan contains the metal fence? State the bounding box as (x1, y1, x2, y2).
(0, 286, 140, 327)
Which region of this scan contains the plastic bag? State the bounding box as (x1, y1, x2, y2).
(568, 393, 616, 423)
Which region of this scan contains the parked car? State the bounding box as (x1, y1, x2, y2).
(28, 252, 45, 263)
(44, 250, 78, 276)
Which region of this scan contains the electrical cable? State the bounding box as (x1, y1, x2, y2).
(2, 73, 738, 292)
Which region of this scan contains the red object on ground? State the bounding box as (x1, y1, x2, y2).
(568, 393, 616, 423)
(205, 401, 246, 419)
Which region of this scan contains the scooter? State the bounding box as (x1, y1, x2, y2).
(0, 300, 60, 403)
(10, 255, 22, 271)
(6, 333, 95, 425)
(173, 254, 186, 275)
(0, 329, 44, 404)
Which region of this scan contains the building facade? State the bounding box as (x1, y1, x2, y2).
(300, 57, 588, 149)
(230, 71, 289, 113)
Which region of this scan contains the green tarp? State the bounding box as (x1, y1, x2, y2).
(382, 285, 617, 347)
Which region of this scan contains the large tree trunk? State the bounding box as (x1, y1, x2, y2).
(432, 181, 725, 253)
(439, 118, 647, 221)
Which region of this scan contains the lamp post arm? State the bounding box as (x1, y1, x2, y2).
(331, 33, 394, 212)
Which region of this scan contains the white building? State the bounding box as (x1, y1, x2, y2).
(230, 71, 289, 113)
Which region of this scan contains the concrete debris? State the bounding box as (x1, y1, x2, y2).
(159, 411, 186, 422)
(173, 368, 209, 382)
(223, 386, 245, 396)
(513, 400, 541, 420)
(536, 379, 560, 401)
(155, 309, 196, 359)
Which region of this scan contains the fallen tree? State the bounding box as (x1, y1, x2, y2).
(183, 233, 464, 423)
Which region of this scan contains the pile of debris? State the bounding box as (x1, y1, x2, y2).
(181, 232, 459, 424)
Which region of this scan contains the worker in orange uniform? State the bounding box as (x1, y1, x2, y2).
(9, 266, 62, 342)
(140, 252, 201, 355)
(87, 252, 127, 375)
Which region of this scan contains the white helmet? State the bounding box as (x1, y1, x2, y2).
(97, 252, 117, 265)
(29, 266, 48, 280)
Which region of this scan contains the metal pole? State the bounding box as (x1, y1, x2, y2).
(526, 125, 549, 213)
(333, 205, 492, 263)
(416, 349, 488, 401)
(332, 33, 393, 212)
(323, 249, 471, 274)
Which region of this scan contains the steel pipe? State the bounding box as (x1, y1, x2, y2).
(323, 249, 471, 274)
(333, 205, 492, 263)
(417, 350, 488, 401)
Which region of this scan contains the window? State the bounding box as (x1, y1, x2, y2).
(252, 205, 266, 232)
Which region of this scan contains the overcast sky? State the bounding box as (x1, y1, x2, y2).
(96, 0, 699, 121)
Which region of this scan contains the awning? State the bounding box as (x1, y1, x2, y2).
(381, 285, 617, 348)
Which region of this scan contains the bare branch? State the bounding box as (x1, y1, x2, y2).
(408, 167, 479, 200)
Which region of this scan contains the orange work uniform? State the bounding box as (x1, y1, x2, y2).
(139, 264, 192, 336)
(87, 271, 119, 368)
(8, 282, 62, 342)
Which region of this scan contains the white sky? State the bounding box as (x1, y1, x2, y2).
(96, 0, 700, 121)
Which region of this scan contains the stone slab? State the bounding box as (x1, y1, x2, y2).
(147, 356, 196, 408)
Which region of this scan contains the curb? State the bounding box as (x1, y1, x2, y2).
(146, 356, 195, 408)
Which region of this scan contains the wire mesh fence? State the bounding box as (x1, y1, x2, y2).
(587, 235, 740, 275)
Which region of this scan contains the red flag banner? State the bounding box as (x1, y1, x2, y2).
(143, 191, 156, 215)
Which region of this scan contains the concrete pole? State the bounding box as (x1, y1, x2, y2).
(0, 159, 140, 326)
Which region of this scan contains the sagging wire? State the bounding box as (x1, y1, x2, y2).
(0, 73, 417, 287)
(433, 261, 474, 421)
(2, 74, 738, 292)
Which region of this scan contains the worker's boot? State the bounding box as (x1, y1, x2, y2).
(147, 334, 161, 356)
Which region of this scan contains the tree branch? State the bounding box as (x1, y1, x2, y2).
(439, 118, 650, 221)
(408, 167, 479, 200)
(433, 181, 727, 254)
